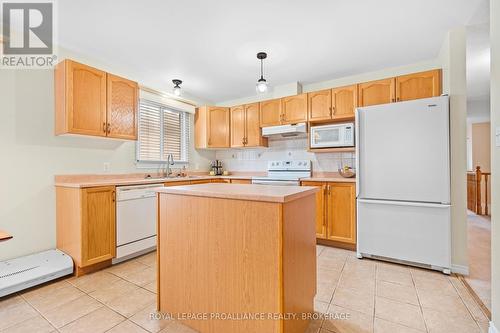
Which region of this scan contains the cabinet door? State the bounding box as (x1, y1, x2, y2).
(308, 89, 332, 121)
(282, 93, 308, 124)
(302, 181, 327, 239)
(106, 74, 138, 140)
(207, 107, 230, 148)
(230, 105, 246, 148)
(358, 78, 395, 107)
(66, 60, 107, 136)
(81, 186, 116, 266)
(245, 102, 267, 147)
(260, 99, 282, 127)
(326, 183, 356, 244)
(396, 69, 442, 102)
(332, 85, 357, 119)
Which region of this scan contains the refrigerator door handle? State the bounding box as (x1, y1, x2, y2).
(355, 108, 361, 198)
(357, 199, 451, 209)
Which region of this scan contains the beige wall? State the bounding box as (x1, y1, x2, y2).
(472, 122, 492, 172)
(490, 0, 499, 329)
(0, 49, 215, 261)
(439, 27, 469, 273)
(472, 122, 492, 210)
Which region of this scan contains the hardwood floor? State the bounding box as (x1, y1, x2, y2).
(464, 211, 492, 315)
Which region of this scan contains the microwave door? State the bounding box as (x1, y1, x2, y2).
(312, 126, 342, 148)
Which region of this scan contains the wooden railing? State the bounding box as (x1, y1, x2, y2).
(467, 166, 491, 215)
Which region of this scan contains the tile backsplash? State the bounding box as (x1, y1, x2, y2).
(215, 137, 355, 173)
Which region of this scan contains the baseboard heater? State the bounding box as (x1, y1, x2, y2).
(0, 249, 73, 297)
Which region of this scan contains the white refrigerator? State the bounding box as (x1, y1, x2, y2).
(356, 96, 451, 274)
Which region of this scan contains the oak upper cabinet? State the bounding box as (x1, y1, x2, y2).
(396, 69, 442, 102)
(302, 181, 327, 239)
(195, 106, 230, 148)
(55, 59, 138, 139)
(260, 98, 282, 127)
(55, 59, 107, 137)
(358, 78, 396, 107)
(281, 93, 308, 124)
(308, 89, 332, 122)
(326, 183, 356, 245)
(245, 103, 268, 147)
(56, 185, 116, 275)
(106, 74, 138, 140)
(230, 105, 246, 147)
(332, 85, 358, 119)
(231, 103, 267, 148)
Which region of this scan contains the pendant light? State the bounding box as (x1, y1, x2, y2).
(172, 79, 182, 96)
(256, 52, 268, 93)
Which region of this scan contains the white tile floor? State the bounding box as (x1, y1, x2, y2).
(0, 246, 490, 333)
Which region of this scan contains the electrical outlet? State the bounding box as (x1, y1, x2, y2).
(103, 162, 110, 172)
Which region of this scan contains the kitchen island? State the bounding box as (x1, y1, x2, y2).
(156, 183, 318, 333)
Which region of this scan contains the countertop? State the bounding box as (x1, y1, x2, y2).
(156, 183, 319, 203)
(54, 172, 355, 188)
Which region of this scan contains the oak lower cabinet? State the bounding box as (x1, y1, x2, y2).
(56, 186, 116, 276)
(302, 181, 356, 247)
(55, 59, 138, 139)
(195, 106, 230, 148)
(230, 103, 268, 148)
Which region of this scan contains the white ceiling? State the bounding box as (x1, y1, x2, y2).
(57, 0, 486, 103)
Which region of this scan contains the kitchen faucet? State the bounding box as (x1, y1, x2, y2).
(165, 154, 175, 177)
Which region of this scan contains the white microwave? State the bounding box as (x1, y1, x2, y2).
(310, 123, 354, 148)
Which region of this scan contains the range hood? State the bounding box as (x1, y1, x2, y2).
(262, 123, 307, 137)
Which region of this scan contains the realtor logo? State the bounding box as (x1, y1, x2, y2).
(1, 1, 56, 68)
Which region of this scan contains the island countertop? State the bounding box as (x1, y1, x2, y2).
(155, 183, 319, 203)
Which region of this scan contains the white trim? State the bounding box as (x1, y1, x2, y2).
(489, 322, 499, 333)
(139, 89, 196, 114)
(451, 264, 469, 275)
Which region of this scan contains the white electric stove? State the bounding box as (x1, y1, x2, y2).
(251, 160, 311, 186)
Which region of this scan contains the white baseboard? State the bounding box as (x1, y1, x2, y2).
(451, 264, 469, 275)
(490, 322, 498, 333)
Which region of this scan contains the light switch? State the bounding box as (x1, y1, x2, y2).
(103, 162, 110, 172)
(496, 127, 500, 147)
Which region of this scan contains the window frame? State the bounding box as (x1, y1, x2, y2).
(136, 99, 190, 167)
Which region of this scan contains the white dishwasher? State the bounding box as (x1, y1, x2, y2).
(113, 183, 163, 263)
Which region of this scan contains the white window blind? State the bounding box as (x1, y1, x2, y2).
(137, 99, 190, 164)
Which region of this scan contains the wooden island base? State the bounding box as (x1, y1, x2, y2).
(156, 184, 318, 333)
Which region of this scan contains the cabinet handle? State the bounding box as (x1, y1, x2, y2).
(396, 97, 400, 102)
(102, 122, 106, 133)
(106, 123, 111, 134)
(208, 138, 212, 146)
(112, 191, 116, 202)
(391, 98, 396, 103)
(327, 184, 331, 195)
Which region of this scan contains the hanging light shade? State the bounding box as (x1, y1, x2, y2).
(256, 52, 268, 93)
(172, 79, 182, 96)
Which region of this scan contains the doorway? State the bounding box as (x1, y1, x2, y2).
(465, 22, 492, 316)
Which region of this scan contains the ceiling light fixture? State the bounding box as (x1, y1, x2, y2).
(172, 79, 182, 96)
(256, 52, 268, 93)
